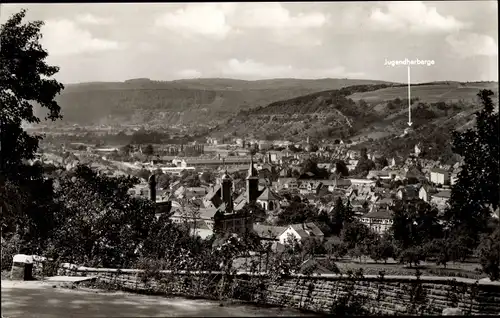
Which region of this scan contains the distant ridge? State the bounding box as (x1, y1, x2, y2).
(48, 78, 393, 125)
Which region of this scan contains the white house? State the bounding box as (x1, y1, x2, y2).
(360, 209, 394, 235)
(419, 185, 437, 203)
(429, 168, 450, 186)
(278, 223, 324, 245)
(431, 190, 451, 211)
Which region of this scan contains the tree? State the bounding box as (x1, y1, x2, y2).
(325, 240, 348, 260)
(120, 144, 133, 157)
(157, 173, 171, 189)
(143, 144, 154, 156)
(0, 10, 64, 252)
(424, 238, 451, 268)
(370, 236, 394, 264)
(397, 246, 425, 268)
(335, 160, 349, 177)
(375, 157, 389, 170)
(275, 201, 318, 226)
(444, 90, 499, 250)
(200, 171, 216, 184)
(136, 168, 151, 181)
(0, 9, 64, 175)
(330, 197, 347, 235)
(390, 200, 443, 251)
(478, 225, 500, 281)
(340, 219, 371, 250)
(50, 164, 157, 267)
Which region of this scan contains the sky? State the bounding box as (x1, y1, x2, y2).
(1, 1, 498, 84)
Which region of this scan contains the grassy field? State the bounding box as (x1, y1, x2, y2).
(328, 258, 485, 280)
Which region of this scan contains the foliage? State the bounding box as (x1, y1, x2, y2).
(0, 10, 66, 256)
(275, 201, 319, 226)
(200, 171, 216, 184)
(369, 235, 394, 263)
(444, 90, 499, 250)
(143, 144, 154, 156)
(397, 246, 425, 268)
(0, 9, 64, 174)
(340, 219, 371, 250)
(48, 164, 157, 268)
(329, 197, 353, 235)
(156, 173, 171, 189)
(299, 158, 329, 179)
(477, 225, 500, 281)
(334, 160, 349, 177)
(390, 200, 443, 250)
(135, 168, 151, 181)
(424, 238, 451, 268)
(1, 234, 22, 270)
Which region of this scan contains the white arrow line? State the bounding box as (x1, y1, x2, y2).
(408, 66, 412, 127)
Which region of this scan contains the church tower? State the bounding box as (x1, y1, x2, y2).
(221, 159, 233, 212)
(246, 155, 259, 204)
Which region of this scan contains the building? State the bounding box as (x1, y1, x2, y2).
(211, 157, 268, 235)
(179, 157, 253, 168)
(256, 188, 281, 211)
(274, 178, 299, 191)
(431, 190, 451, 211)
(419, 185, 437, 203)
(360, 209, 394, 235)
(429, 168, 450, 186)
(278, 223, 324, 245)
(396, 185, 419, 201)
(252, 224, 287, 250)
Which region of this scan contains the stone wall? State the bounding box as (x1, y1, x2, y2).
(59, 266, 500, 316)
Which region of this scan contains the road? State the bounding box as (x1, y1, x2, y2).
(1, 281, 316, 317)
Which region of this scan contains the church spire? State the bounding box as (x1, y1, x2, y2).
(247, 155, 258, 179)
(221, 158, 231, 180)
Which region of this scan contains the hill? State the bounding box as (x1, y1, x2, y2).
(40, 78, 391, 127)
(209, 81, 498, 162)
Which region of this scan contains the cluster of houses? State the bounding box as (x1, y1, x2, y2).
(123, 141, 498, 252)
(41, 137, 497, 251)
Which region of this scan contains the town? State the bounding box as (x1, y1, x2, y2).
(32, 134, 468, 245)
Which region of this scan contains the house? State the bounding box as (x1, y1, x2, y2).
(256, 188, 281, 211)
(252, 224, 287, 250)
(298, 180, 322, 194)
(170, 206, 217, 227)
(360, 209, 394, 235)
(419, 185, 438, 203)
(374, 197, 394, 210)
(431, 190, 451, 210)
(331, 178, 352, 191)
(278, 222, 324, 245)
(396, 185, 419, 201)
(349, 178, 377, 189)
(366, 170, 390, 180)
(274, 178, 299, 191)
(184, 187, 208, 199)
(189, 220, 214, 239)
(429, 168, 450, 186)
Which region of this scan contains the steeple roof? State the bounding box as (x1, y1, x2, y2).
(221, 158, 231, 181)
(256, 187, 281, 201)
(246, 156, 258, 179)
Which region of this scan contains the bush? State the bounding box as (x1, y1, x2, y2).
(1, 234, 22, 271)
(135, 257, 165, 283)
(478, 227, 500, 281)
